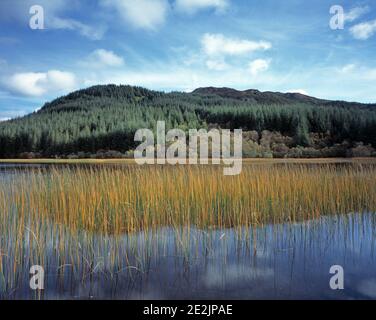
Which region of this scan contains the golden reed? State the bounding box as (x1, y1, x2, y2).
(1, 163, 375, 235)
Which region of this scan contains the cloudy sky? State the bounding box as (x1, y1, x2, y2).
(0, 0, 376, 120)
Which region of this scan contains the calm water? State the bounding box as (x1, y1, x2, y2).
(1, 165, 376, 300)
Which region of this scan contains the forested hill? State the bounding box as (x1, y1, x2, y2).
(1, 84, 376, 159)
(193, 87, 376, 109)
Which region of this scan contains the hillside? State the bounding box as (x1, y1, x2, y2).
(193, 87, 376, 109)
(0, 84, 376, 159)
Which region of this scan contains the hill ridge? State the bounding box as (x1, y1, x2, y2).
(192, 86, 376, 108)
(1, 84, 376, 159)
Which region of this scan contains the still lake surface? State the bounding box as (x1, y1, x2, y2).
(1, 164, 376, 300)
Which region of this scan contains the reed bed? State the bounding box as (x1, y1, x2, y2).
(0, 162, 375, 297)
(2, 163, 375, 234)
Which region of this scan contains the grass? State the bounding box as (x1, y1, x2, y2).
(0, 160, 376, 297)
(2, 163, 376, 234)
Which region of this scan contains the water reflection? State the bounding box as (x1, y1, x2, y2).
(1, 212, 375, 300)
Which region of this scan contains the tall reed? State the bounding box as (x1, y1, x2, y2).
(1, 164, 376, 234)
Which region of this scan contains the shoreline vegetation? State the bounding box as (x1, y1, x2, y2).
(1, 159, 376, 234)
(1, 157, 376, 164)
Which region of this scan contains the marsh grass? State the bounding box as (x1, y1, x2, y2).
(3, 163, 374, 233)
(0, 162, 376, 298)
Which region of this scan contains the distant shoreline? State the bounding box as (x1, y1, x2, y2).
(1, 158, 376, 165)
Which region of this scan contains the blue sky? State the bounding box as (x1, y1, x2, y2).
(0, 0, 376, 120)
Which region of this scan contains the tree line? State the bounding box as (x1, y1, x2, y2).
(0, 85, 375, 158)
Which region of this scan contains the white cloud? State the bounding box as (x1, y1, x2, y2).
(350, 19, 376, 40)
(344, 6, 369, 22)
(8, 73, 46, 96)
(50, 17, 106, 40)
(287, 89, 309, 95)
(84, 49, 125, 68)
(175, 0, 228, 14)
(0, 118, 10, 122)
(340, 64, 356, 73)
(101, 0, 169, 30)
(7, 70, 77, 97)
(205, 59, 228, 71)
(249, 59, 270, 76)
(46, 70, 77, 91)
(202, 33, 271, 57)
(335, 64, 376, 81)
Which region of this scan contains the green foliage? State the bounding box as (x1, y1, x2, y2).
(0, 85, 376, 158)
